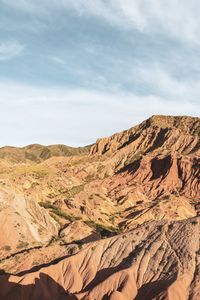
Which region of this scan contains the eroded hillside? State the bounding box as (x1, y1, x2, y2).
(0, 115, 199, 299)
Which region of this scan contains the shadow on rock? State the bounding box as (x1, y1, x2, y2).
(0, 271, 77, 300)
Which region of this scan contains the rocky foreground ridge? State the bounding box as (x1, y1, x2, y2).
(0, 115, 199, 299)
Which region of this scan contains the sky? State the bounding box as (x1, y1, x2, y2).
(0, 0, 199, 146)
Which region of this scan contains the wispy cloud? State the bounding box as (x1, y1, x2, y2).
(2, 0, 200, 44)
(0, 40, 24, 61)
(47, 55, 65, 65)
(68, 0, 200, 44)
(130, 63, 200, 103)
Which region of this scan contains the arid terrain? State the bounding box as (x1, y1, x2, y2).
(0, 115, 199, 300)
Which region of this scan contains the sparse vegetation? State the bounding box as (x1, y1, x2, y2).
(91, 246, 96, 252)
(49, 212, 62, 225)
(39, 201, 80, 222)
(84, 220, 121, 237)
(48, 235, 61, 245)
(1, 245, 11, 251)
(109, 215, 115, 224)
(17, 241, 29, 249)
(157, 225, 163, 231)
(39, 201, 56, 210)
(97, 164, 104, 173)
(85, 174, 94, 182)
(60, 184, 85, 198)
(191, 220, 198, 225)
(78, 244, 83, 250)
(52, 208, 80, 222)
(68, 246, 77, 255)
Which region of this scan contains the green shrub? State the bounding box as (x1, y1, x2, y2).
(85, 174, 94, 182)
(191, 220, 198, 225)
(52, 208, 79, 222)
(84, 220, 121, 237)
(60, 184, 85, 197)
(2, 245, 11, 251)
(39, 200, 80, 222)
(17, 241, 29, 249)
(38, 201, 56, 209)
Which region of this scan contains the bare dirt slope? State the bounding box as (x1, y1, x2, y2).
(0, 218, 199, 300)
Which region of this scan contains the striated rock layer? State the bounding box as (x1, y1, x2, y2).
(0, 185, 58, 252)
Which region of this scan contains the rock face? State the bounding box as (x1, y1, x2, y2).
(0, 115, 199, 300)
(0, 185, 58, 253)
(90, 115, 199, 203)
(90, 115, 200, 156)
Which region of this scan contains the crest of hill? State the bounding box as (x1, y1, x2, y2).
(0, 144, 91, 164)
(144, 115, 200, 133)
(0, 115, 199, 163)
(90, 115, 200, 155)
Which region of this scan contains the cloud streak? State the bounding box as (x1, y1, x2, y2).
(1, 0, 200, 44)
(47, 55, 65, 65)
(0, 40, 24, 61)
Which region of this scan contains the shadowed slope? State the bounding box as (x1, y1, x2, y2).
(0, 273, 77, 300)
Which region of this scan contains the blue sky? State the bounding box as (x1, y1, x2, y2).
(0, 0, 199, 146)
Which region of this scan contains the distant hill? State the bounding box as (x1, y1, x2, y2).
(0, 143, 92, 163)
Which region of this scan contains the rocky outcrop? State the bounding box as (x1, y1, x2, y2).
(0, 186, 58, 254)
(107, 154, 200, 200)
(90, 116, 200, 156)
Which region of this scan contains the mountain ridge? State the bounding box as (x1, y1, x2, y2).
(0, 115, 199, 162)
